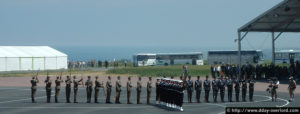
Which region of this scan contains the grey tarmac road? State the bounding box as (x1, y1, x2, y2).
(0, 87, 299, 114)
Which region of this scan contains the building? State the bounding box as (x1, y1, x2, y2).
(0, 46, 68, 72)
(207, 50, 263, 65)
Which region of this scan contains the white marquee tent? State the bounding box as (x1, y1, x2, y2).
(0, 46, 68, 71)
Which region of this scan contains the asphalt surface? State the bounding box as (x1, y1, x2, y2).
(0, 87, 299, 114)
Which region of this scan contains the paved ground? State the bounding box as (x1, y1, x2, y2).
(0, 87, 299, 114)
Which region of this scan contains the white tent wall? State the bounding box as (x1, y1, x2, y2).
(6, 57, 20, 71)
(0, 58, 5, 71)
(20, 58, 32, 71)
(45, 57, 57, 70)
(33, 57, 45, 70)
(57, 57, 68, 69)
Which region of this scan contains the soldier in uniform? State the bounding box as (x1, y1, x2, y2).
(288, 76, 296, 102)
(147, 77, 152, 104)
(203, 75, 210, 102)
(65, 76, 72, 103)
(270, 78, 279, 102)
(127, 76, 133, 104)
(248, 75, 256, 102)
(156, 78, 160, 104)
(94, 76, 103, 103)
(241, 76, 247, 102)
(212, 77, 219, 102)
(55, 76, 63, 103)
(73, 76, 83, 103)
(106, 76, 112, 103)
(115, 76, 122, 104)
(85, 76, 93, 103)
(31, 75, 39, 103)
(187, 76, 193, 103)
(194, 76, 202, 103)
(219, 77, 226, 102)
(234, 77, 240, 102)
(137, 77, 142, 104)
(44, 76, 52, 103)
(226, 76, 233, 102)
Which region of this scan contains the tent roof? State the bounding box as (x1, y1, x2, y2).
(0, 46, 67, 57)
(239, 0, 300, 32)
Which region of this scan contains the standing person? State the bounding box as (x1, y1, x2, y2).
(85, 76, 93, 103)
(218, 77, 226, 102)
(115, 76, 122, 104)
(288, 76, 296, 102)
(106, 76, 112, 103)
(124, 60, 127, 68)
(187, 76, 194, 103)
(241, 76, 247, 102)
(65, 76, 72, 103)
(127, 76, 133, 104)
(94, 76, 102, 103)
(248, 75, 256, 102)
(137, 77, 142, 104)
(270, 78, 279, 102)
(226, 76, 233, 102)
(55, 76, 63, 103)
(234, 77, 241, 102)
(203, 75, 210, 102)
(44, 76, 52, 103)
(211, 65, 216, 78)
(194, 76, 202, 103)
(156, 78, 161, 104)
(73, 76, 83, 103)
(31, 75, 39, 103)
(212, 77, 219, 102)
(147, 77, 152, 104)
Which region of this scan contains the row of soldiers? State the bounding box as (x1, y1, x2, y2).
(31, 75, 153, 104)
(186, 75, 256, 103)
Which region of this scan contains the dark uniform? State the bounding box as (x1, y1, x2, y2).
(85, 76, 93, 103)
(248, 78, 255, 101)
(127, 77, 133, 104)
(137, 77, 142, 104)
(106, 76, 112, 103)
(31, 76, 39, 103)
(73, 76, 83, 103)
(115, 76, 122, 104)
(226, 78, 233, 102)
(147, 77, 152, 104)
(234, 78, 240, 102)
(44, 77, 52, 103)
(203, 76, 211, 102)
(219, 78, 226, 102)
(187, 77, 194, 103)
(212, 78, 219, 102)
(241, 78, 247, 102)
(65, 76, 72, 103)
(55, 76, 63, 103)
(194, 76, 202, 103)
(155, 79, 160, 104)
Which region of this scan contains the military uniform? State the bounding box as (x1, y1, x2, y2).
(55, 77, 63, 103)
(85, 79, 93, 103)
(94, 79, 104, 103)
(271, 81, 278, 102)
(187, 79, 193, 103)
(31, 77, 39, 103)
(73, 77, 82, 103)
(44, 78, 52, 103)
(212, 79, 219, 102)
(137, 79, 142, 104)
(248, 79, 255, 101)
(65, 77, 72, 103)
(127, 78, 132, 104)
(234, 79, 240, 102)
(106, 79, 112, 103)
(155, 79, 160, 104)
(241, 79, 247, 102)
(195, 79, 202, 103)
(204, 79, 210, 102)
(227, 78, 233, 102)
(115, 78, 122, 103)
(147, 78, 152, 104)
(219, 78, 226, 102)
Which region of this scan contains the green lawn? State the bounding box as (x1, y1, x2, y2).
(107, 65, 211, 77)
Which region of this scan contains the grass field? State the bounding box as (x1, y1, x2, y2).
(107, 65, 211, 77)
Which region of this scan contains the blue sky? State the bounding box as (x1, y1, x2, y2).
(0, 0, 299, 50)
